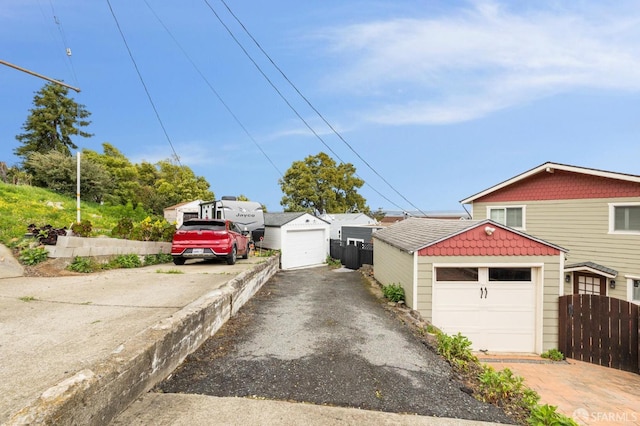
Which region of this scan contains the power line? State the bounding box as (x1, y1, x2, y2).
(105, 0, 182, 166)
(47, 0, 79, 85)
(217, 0, 427, 216)
(201, 0, 408, 212)
(142, 0, 283, 177)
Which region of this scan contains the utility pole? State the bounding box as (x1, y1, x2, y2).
(0, 59, 81, 92)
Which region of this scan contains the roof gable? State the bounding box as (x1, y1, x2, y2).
(419, 223, 562, 256)
(461, 162, 640, 204)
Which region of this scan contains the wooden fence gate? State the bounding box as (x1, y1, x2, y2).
(558, 294, 639, 374)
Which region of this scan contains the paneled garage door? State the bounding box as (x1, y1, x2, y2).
(283, 229, 326, 269)
(433, 267, 536, 353)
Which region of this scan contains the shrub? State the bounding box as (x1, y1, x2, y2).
(527, 404, 578, 425)
(19, 246, 49, 265)
(143, 253, 173, 266)
(435, 331, 477, 368)
(111, 217, 134, 239)
(71, 219, 93, 237)
(110, 254, 142, 268)
(540, 349, 565, 361)
(478, 366, 539, 408)
(326, 255, 341, 267)
(67, 256, 99, 273)
(382, 283, 405, 303)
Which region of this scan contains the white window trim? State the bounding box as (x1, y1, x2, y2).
(346, 237, 364, 245)
(625, 274, 640, 305)
(485, 205, 526, 230)
(608, 202, 640, 235)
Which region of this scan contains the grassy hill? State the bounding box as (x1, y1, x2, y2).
(0, 182, 153, 246)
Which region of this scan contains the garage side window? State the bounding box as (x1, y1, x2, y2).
(489, 268, 531, 281)
(488, 206, 524, 229)
(436, 268, 478, 281)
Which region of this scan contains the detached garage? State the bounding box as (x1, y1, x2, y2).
(373, 218, 566, 354)
(262, 212, 330, 270)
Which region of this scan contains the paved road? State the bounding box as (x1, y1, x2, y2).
(153, 267, 511, 423)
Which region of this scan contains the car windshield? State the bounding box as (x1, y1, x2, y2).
(180, 220, 226, 231)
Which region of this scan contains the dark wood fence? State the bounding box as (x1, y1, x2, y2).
(329, 239, 373, 270)
(558, 294, 639, 374)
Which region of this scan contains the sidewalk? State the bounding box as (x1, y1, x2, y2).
(0, 255, 277, 424)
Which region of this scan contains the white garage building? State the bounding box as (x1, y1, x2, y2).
(262, 212, 330, 270)
(373, 217, 566, 354)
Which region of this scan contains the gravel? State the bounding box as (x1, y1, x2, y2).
(157, 267, 514, 424)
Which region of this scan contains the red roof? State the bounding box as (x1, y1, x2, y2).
(419, 223, 561, 257)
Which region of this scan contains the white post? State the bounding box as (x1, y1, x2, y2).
(76, 151, 81, 223)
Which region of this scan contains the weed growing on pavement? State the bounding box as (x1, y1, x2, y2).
(325, 255, 342, 268)
(156, 269, 183, 274)
(540, 348, 565, 361)
(19, 246, 48, 265)
(18, 296, 36, 302)
(144, 253, 173, 266)
(382, 283, 405, 303)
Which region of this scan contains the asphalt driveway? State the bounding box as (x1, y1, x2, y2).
(156, 267, 512, 423)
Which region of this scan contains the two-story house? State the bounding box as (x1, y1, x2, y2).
(460, 162, 640, 304)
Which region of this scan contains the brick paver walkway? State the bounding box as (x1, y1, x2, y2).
(479, 356, 640, 425)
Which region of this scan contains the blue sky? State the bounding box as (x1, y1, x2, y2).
(2, 1, 640, 213)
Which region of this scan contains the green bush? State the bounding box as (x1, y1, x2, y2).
(478, 365, 540, 409)
(435, 331, 477, 368)
(111, 217, 134, 239)
(19, 246, 49, 265)
(67, 256, 99, 273)
(528, 404, 578, 426)
(110, 254, 142, 268)
(325, 255, 341, 267)
(540, 349, 565, 361)
(71, 219, 93, 237)
(382, 283, 405, 302)
(143, 253, 173, 266)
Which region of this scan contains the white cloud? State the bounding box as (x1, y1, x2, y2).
(319, 1, 640, 125)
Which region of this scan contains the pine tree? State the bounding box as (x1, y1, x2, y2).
(14, 82, 92, 159)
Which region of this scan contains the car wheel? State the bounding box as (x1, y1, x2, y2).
(173, 256, 186, 265)
(241, 242, 250, 259)
(226, 245, 237, 265)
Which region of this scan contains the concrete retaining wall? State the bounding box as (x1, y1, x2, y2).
(7, 255, 279, 426)
(45, 236, 171, 258)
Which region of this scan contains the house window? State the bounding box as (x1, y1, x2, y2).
(489, 268, 531, 281)
(488, 206, 524, 228)
(628, 278, 640, 303)
(610, 204, 640, 233)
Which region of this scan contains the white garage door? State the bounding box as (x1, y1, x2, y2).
(283, 229, 326, 269)
(433, 267, 536, 353)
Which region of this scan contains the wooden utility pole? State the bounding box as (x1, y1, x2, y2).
(0, 59, 81, 92)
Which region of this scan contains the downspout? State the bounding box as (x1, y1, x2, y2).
(461, 203, 472, 219)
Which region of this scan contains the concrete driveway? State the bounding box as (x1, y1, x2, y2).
(480, 355, 640, 425)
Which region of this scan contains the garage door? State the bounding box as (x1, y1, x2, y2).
(283, 229, 326, 269)
(433, 267, 536, 353)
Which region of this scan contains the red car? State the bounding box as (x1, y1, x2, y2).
(171, 219, 250, 265)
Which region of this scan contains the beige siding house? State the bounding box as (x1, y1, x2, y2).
(373, 217, 565, 353)
(461, 162, 640, 304)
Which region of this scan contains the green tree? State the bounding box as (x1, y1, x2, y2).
(279, 152, 369, 214)
(83, 143, 141, 207)
(14, 82, 92, 159)
(134, 157, 214, 214)
(24, 151, 113, 202)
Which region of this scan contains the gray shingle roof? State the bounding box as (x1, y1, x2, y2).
(372, 217, 480, 252)
(264, 212, 307, 227)
(565, 261, 618, 277)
